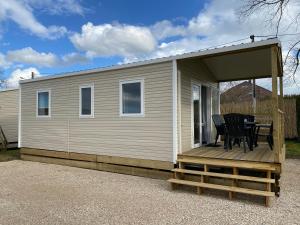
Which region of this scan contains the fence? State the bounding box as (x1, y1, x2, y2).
(221, 98, 298, 139)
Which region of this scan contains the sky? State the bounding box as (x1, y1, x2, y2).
(0, 0, 300, 94)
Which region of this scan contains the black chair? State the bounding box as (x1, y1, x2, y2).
(267, 122, 274, 150)
(245, 114, 255, 122)
(244, 114, 256, 149)
(212, 114, 226, 146)
(255, 122, 273, 150)
(224, 113, 251, 153)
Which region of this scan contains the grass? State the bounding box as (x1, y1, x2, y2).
(0, 149, 20, 162)
(286, 140, 300, 159)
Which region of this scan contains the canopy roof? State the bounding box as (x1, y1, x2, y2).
(178, 38, 282, 82)
(20, 38, 282, 84)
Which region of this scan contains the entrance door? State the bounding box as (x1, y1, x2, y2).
(192, 84, 201, 147)
(192, 84, 211, 148)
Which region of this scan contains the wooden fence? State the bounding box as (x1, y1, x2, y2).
(221, 98, 298, 139)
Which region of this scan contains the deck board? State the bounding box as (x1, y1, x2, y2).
(180, 143, 275, 163)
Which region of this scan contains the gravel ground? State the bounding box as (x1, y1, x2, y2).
(0, 159, 299, 225)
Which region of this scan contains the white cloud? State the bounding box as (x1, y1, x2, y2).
(5, 47, 89, 68)
(151, 20, 186, 40)
(5, 67, 40, 88)
(22, 0, 86, 16)
(0, 53, 10, 69)
(70, 22, 157, 57)
(122, 0, 300, 94)
(62, 52, 89, 65)
(6, 47, 58, 67)
(0, 0, 67, 39)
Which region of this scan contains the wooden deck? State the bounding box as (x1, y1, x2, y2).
(170, 143, 281, 206)
(180, 143, 276, 163)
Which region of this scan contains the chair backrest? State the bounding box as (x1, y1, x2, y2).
(224, 113, 246, 137)
(269, 121, 273, 135)
(245, 114, 255, 122)
(212, 114, 225, 126)
(212, 114, 225, 135)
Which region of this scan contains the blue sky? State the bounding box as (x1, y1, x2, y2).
(1, 0, 300, 94)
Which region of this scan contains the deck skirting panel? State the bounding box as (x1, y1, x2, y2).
(20, 148, 174, 179)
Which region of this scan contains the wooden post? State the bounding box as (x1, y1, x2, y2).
(199, 174, 204, 194)
(279, 76, 285, 155)
(229, 167, 238, 200)
(202, 164, 208, 194)
(204, 165, 208, 181)
(271, 47, 280, 163)
(265, 171, 272, 207)
(279, 77, 284, 110)
(252, 79, 256, 115)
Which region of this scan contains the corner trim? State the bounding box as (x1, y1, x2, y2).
(18, 86, 21, 148)
(172, 59, 178, 164)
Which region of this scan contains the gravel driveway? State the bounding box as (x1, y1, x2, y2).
(0, 159, 299, 225)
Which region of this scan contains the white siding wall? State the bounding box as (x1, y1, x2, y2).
(0, 89, 19, 143)
(178, 60, 218, 152)
(21, 62, 174, 162)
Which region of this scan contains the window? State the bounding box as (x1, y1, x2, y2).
(120, 79, 144, 116)
(37, 90, 51, 117)
(79, 84, 94, 118)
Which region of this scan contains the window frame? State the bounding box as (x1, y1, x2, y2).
(36, 89, 51, 118)
(119, 79, 144, 117)
(79, 84, 94, 118)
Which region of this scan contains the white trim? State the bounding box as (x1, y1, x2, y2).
(191, 83, 201, 148)
(207, 86, 212, 143)
(119, 79, 144, 117)
(19, 39, 280, 84)
(217, 83, 221, 114)
(36, 89, 51, 118)
(79, 84, 94, 118)
(18, 86, 21, 148)
(177, 69, 182, 154)
(172, 60, 178, 164)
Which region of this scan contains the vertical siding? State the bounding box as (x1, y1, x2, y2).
(178, 60, 218, 152)
(0, 89, 19, 142)
(21, 62, 174, 162)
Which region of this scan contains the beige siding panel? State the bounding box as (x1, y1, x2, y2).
(0, 89, 18, 142)
(21, 62, 173, 162)
(178, 60, 218, 153)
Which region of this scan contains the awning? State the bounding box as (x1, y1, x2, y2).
(177, 38, 283, 82)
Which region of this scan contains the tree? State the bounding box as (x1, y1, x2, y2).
(240, 0, 300, 80)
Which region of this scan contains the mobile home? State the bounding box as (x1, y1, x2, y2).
(0, 88, 19, 148)
(20, 38, 284, 206)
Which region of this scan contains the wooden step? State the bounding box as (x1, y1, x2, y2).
(172, 168, 275, 183)
(168, 178, 275, 197)
(177, 157, 276, 171)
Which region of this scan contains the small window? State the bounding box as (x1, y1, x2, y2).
(79, 84, 94, 118)
(37, 90, 51, 117)
(120, 80, 144, 116)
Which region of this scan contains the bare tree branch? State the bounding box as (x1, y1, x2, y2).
(240, 0, 300, 82)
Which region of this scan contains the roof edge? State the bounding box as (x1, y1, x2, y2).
(0, 87, 19, 92)
(20, 38, 280, 84)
